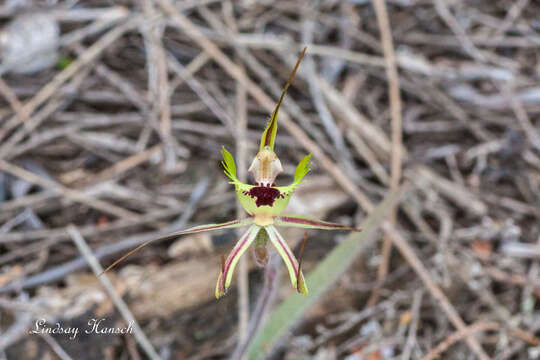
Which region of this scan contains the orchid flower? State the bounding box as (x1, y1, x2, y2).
(103, 47, 359, 298)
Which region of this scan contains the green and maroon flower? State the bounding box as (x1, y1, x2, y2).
(103, 47, 359, 299)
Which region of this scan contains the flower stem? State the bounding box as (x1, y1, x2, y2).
(230, 254, 280, 360)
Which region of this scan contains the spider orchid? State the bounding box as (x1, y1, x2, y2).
(102, 47, 359, 298)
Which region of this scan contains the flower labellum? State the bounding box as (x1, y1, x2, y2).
(253, 229, 269, 267)
(101, 47, 360, 299)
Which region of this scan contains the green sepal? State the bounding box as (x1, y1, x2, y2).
(215, 224, 261, 298)
(266, 225, 308, 295)
(258, 47, 307, 152)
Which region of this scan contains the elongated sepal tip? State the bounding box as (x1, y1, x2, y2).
(296, 272, 309, 296)
(215, 273, 227, 299)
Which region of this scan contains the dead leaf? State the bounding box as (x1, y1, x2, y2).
(472, 240, 492, 260)
(400, 311, 412, 325)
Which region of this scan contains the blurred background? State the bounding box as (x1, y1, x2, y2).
(0, 0, 539, 359)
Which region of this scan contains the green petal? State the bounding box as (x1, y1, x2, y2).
(222, 146, 238, 182)
(215, 225, 261, 298)
(270, 153, 311, 200)
(265, 225, 308, 295)
(221, 146, 261, 215)
(293, 153, 312, 184)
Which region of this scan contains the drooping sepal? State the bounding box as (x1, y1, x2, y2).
(165, 218, 254, 235)
(215, 225, 261, 298)
(102, 218, 254, 275)
(275, 215, 359, 232)
(266, 225, 308, 295)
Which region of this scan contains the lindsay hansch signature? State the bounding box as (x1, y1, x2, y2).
(29, 318, 133, 340)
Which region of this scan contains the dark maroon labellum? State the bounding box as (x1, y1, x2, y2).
(243, 185, 284, 207)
